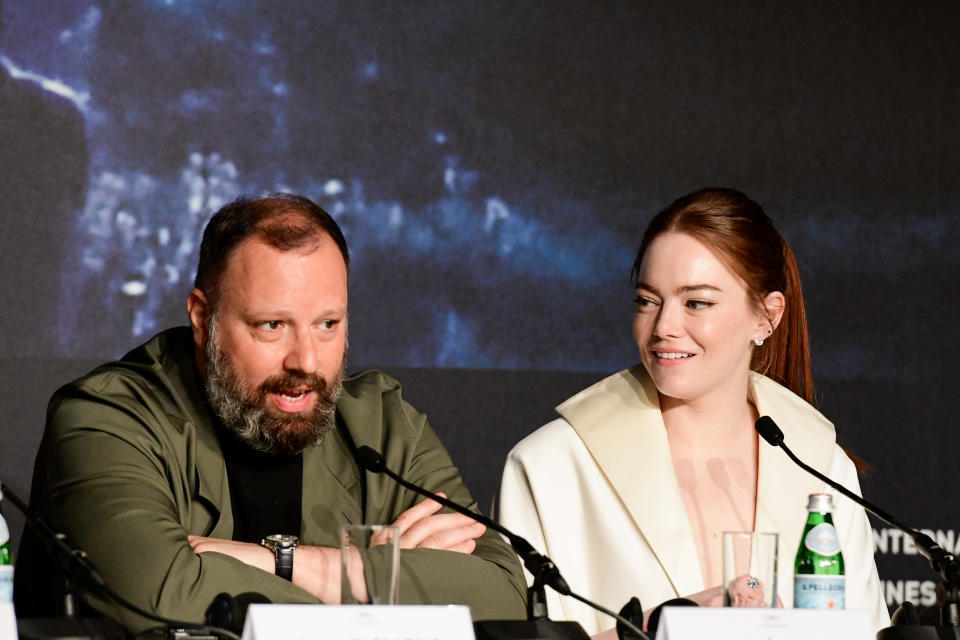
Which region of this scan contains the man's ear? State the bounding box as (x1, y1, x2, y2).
(761, 290, 786, 334)
(187, 288, 211, 351)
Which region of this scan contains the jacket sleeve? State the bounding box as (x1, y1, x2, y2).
(827, 446, 890, 631)
(363, 386, 527, 620)
(30, 381, 318, 634)
(497, 442, 572, 624)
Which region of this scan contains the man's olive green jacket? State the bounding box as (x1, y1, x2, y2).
(16, 328, 526, 633)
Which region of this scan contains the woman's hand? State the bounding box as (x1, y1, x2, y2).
(685, 576, 782, 608)
(723, 574, 768, 607)
(679, 584, 725, 607)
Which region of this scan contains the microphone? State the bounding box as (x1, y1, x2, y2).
(753, 417, 960, 629)
(204, 592, 272, 634)
(354, 446, 650, 640)
(754, 415, 784, 447)
(355, 446, 386, 473)
(1, 480, 242, 640)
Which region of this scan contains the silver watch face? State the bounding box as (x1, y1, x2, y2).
(263, 534, 298, 548)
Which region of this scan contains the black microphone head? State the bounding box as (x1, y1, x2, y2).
(356, 446, 386, 473)
(890, 600, 921, 626)
(616, 596, 644, 640)
(755, 416, 784, 446)
(205, 592, 271, 634)
(205, 592, 241, 632)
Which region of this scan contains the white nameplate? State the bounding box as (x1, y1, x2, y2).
(242, 604, 475, 640)
(655, 607, 873, 640)
(0, 602, 18, 640)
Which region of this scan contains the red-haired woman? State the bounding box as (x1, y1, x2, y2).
(499, 188, 888, 635)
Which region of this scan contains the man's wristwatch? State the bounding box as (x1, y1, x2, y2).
(261, 534, 298, 581)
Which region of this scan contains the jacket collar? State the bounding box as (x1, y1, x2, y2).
(557, 365, 835, 597)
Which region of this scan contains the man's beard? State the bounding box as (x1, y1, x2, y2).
(202, 318, 345, 455)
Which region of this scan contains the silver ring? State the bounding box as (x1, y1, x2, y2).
(746, 575, 760, 590)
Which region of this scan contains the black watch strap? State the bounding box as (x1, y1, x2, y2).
(274, 546, 294, 581)
(261, 535, 297, 581)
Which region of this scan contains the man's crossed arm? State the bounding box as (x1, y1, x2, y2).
(188, 493, 486, 603)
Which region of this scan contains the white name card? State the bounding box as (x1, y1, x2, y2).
(241, 604, 475, 640)
(655, 607, 873, 640)
(0, 602, 18, 640)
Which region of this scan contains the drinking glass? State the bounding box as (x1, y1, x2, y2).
(722, 531, 778, 607)
(340, 524, 400, 604)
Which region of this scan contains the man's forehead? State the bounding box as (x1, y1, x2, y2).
(214, 234, 348, 304)
(225, 232, 340, 269)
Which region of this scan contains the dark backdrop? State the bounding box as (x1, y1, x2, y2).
(1, 0, 958, 614)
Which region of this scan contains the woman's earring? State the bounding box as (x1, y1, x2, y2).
(754, 336, 765, 346)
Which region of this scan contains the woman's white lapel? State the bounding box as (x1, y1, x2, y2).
(557, 366, 836, 599)
(557, 365, 704, 598)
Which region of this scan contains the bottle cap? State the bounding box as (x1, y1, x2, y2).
(806, 493, 835, 512)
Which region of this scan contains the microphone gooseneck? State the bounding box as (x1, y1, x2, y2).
(753, 417, 960, 627)
(354, 446, 572, 595)
(753, 417, 926, 543)
(354, 446, 650, 640)
(1, 480, 242, 640)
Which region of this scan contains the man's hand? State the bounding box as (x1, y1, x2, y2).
(187, 536, 275, 573)
(387, 493, 486, 554)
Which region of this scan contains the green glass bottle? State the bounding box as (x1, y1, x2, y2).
(0, 494, 13, 604)
(794, 493, 844, 609)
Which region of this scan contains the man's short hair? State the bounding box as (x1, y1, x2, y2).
(194, 193, 349, 300)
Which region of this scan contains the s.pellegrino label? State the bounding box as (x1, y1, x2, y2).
(794, 493, 844, 609)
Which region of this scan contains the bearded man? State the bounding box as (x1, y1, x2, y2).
(15, 194, 526, 633)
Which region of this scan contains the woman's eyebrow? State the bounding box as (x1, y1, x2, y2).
(635, 282, 722, 295)
(677, 284, 722, 294)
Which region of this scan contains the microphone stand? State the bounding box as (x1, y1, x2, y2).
(754, 418, 960, 639)
(355, 446, 650, 640)
(1, 481, 240, 640)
